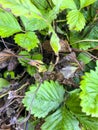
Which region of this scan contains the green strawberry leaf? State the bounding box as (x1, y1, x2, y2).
(42, 106, 80, 130)
(22, 80, 65, 118)
(0, 9, 21, 38)
(14, 32, 39, 51)
(67, 10, 86, 31)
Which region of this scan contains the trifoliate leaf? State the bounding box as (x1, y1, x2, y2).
(14, 32, 39, 51)
(50, 32, 60, 54)
(52, 0, 77, 10)
(0, 0, 41, 18)
(42, 106, 80, 130)
(67, 10, 86, 31)
(0, 9, 21, 38)
(80, 60, 98, 117)
(22, 80, 65, 118)
(66, 89, 98, 130)
(0, 78, 10, 91)
(80, 0, 96, 8)
(21, 16, 48, 31)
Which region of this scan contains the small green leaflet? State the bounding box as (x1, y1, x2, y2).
(67, 10, 86, 31)
(50, 32, 60, 54)
(14, 32, 39, 51)
(0, 9, 21, 38)
(52, 0, 77, 10)
(80, 60, 98, 117)
(66, 89, 98, 130)
(80, 0, 96, 8)
(42, 106, 80, 130)
(0, 78, 10, 91)
(22, 80, 65, 118)
(0, 0, 42, 18)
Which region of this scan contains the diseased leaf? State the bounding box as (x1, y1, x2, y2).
(0, 0, 41, 18)
(0, 9, 21, 38)
(22, 80, 65, 118)
(42, 106, 80, 130)
(14, 32, 39, 51)
(50, 32, 60, 54)
(66, 89, 98, 130)
(60, 66, 78, 79)
(80, 60, 98, 117)
(67, 10, 86, 31)
(80, 0, 96, 8)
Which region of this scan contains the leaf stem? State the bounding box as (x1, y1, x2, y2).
(73, 39, 98, 44)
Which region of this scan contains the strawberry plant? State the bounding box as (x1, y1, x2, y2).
(0, 0, 98, 130)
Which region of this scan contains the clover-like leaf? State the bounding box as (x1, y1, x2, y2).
(80, 60, 98, 117)
(22, 80, 65, 118)
(42, 106, 80, 130)
(67, 10, 86, 31)
(0, 9, 21, 38)
(14, 32, 39, 51)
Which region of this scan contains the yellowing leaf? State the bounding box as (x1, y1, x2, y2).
(0, 0, 41, 18)
(67, 10, 86, 31)
(80, 0, 96, 8)
(0, 9, 21, 38)
(14, 32, 39, 51)
(50, 32, 60, 54)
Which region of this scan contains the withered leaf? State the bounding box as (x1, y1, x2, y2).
(0, 49, 15, 69)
